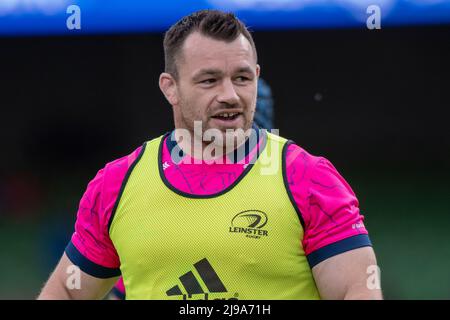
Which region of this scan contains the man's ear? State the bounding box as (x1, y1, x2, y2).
(159, 72, 179, 106)
(256, 64, 261, 78)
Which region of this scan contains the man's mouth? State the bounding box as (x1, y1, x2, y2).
(211, 112, 242, 121)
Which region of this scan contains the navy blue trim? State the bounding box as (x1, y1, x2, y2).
(307, 234, 372, 268)
(281, 141, 306, 230)
(230, 123, 261, 163)
(167, 130, 184, 164)
(65, 241, 121, 279)
(159, 129, 268, 199)
(110, 286, 126, 300)
(107, 142, 147, 232)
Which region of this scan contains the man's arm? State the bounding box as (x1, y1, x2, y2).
(38, 253, 119, 300)
(312, 246, 382, 300)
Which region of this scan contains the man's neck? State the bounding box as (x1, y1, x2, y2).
(168, 124, 261, 164)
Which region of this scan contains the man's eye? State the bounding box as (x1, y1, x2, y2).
(201, 79, 216, 84)
(236, 76, 250, 82)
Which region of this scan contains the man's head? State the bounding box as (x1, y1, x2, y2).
(159, 10, 260, 148)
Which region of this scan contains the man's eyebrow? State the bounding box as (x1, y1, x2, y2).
(192, 69, 223, 80)
(192, 66, 255, 81)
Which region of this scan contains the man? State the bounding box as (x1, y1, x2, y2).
(38, 10, 381, 300)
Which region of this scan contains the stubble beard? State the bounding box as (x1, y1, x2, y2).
(176, 98, 255, 159)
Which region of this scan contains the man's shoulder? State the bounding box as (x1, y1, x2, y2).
(104, 145, 145, 174)
(74, 143, 148, 232)
(281, 140, 348, 194)
(283, 141, 356, 205)
(101, 144, 146, 190)
(283, 141, 324, 170)
(82, 144, 146, 209)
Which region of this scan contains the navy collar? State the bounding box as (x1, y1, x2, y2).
(166, 123, 264, 164)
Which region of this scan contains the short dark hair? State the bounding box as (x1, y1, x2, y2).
(163, 10, 257, 79)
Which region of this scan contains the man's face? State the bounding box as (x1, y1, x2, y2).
(172, 32, 260, 143)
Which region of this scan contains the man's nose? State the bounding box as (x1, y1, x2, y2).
(217, 78, 239, 106)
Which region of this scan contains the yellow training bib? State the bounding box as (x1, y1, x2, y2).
(109, 132, 320, 300)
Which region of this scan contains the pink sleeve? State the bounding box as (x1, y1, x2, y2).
(285, 143, 371, 268)
(65, 146, 143, 278)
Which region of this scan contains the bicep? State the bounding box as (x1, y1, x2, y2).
(38, 253, 119, 300)
(311, 246, 382, 300)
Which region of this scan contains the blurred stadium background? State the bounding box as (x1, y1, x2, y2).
(1, 0, 450, 299)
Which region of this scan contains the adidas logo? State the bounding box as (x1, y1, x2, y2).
(162, 161, 171, 170)
(166, 258, 238, 300)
